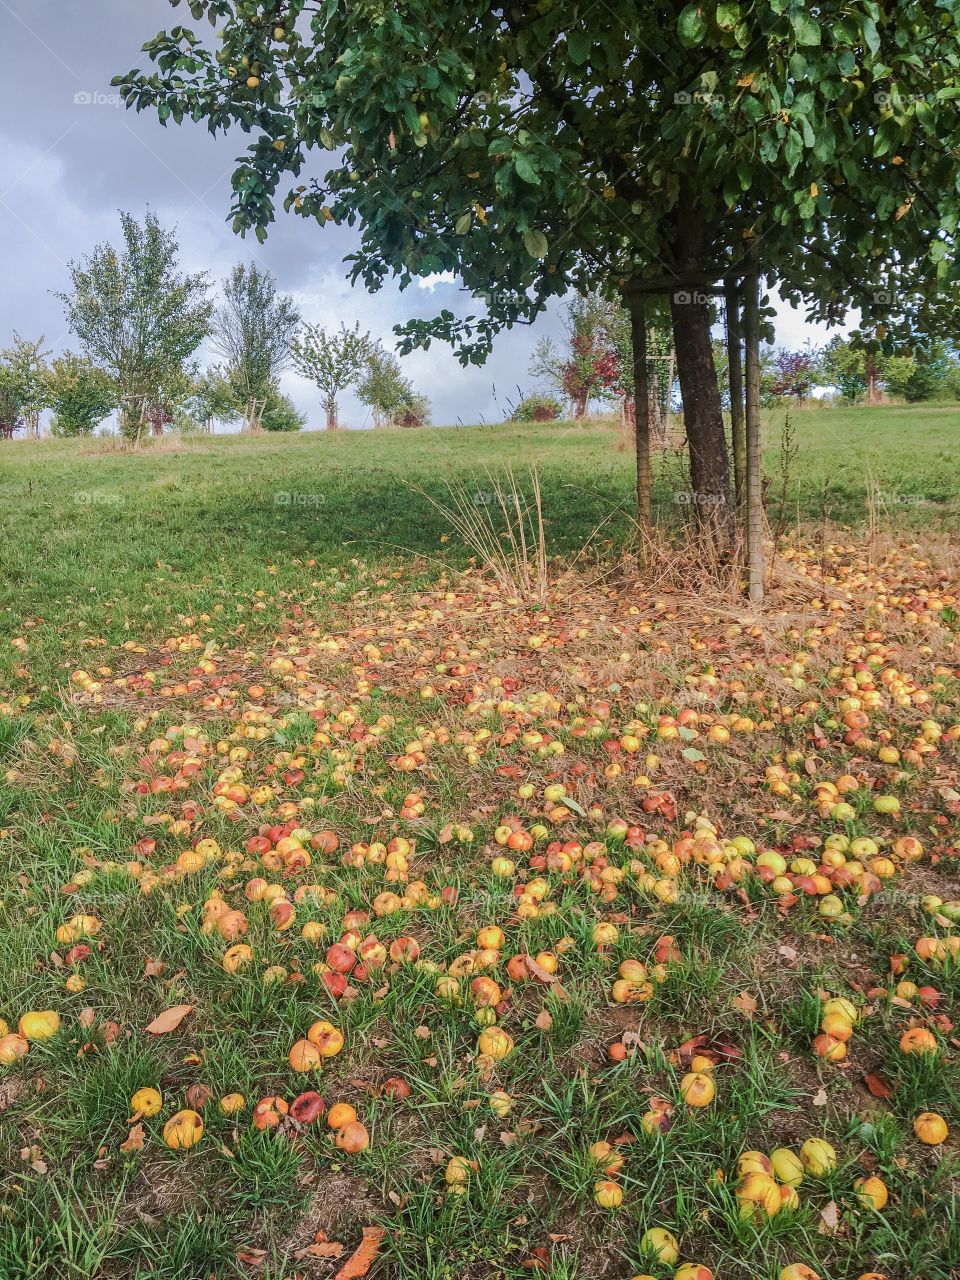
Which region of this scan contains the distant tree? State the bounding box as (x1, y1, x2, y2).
(0, 366, 24, 438)
(766, 346, 821, 405)
(394, 391, 431, 427)
(0, 335, 51, 437)
(889, 344, 959, 402)
(356, 344, 430, 427)
(820, 337, 867, 403)
(0, 338, 43, 438)
(877, 354, 917, 402)
(291, 322, 373, 430)
(212, 263, 300, 430)
(184, 367, 240, 432)
(530, 292, 623, 419)
(58, 211, 212, 440)
(44, 354, 117, 436)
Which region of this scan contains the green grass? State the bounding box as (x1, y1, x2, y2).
(0, 407, 957, 1279)
(0, 406, 958, 695)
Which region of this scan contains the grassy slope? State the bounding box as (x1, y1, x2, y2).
(1, 405, 958, 695)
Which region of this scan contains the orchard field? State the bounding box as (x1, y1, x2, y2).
(0, 406, 959, 1280)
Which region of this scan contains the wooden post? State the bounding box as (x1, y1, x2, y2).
(743, 247, 764, 603)
(726, 282, 746, 516)
(628, 291, 652, 536)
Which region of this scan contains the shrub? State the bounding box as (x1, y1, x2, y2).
(260, 391, 305, 432)
(511, 393, 563, 422)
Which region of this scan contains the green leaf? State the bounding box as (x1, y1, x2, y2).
(454, 211, 472, 235)
(566, 31, 591, 65)
(783, 128, 803, 174)
(523, 229, 548, 259)
(561, 794, 588, 817)
(514, 153, 540, 185)
(716, 2, 740, 31)
(678, 5, 707, 47)
(791, 13, 821, 46)
(682, 747, 706, 762)
(861, 16, 880, 56)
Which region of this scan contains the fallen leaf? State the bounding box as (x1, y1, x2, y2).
(732, 991, 758, 1017)
(120, 1123, 145, 1152)
(144, 1004, 193, 1035)
(863, 1072, 895, 1099)
(818, 1199, 841, 1235)
(298, 1242, 345, 1260)
(236, 1248, 268, 1267)
(333, 1226, 385, 1280)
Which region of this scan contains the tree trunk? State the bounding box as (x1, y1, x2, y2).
(670, 293, 732, 541)
(743, 249, 764, 602)
(572, 391, 589, 419)
(647, 356, 665, 442)
(628, 293, 652, 534)
(670, 185, 732, 545)
(325, 395, 338, 431)
(726, 283, 746, 516)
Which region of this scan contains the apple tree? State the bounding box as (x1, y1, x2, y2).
(115, 0, 960, 536)
(291, 321, 373, 430)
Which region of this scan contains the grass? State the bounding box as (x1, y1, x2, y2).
(0, 408, 957, 1279)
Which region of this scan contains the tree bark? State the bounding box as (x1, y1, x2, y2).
(325, 395, 338, 431)
(669, 190, 732, 544)
(670, 292, 731, 539)
(628, 292, 652, 533)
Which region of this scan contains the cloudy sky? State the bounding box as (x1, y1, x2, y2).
(0, 0, 839, 429)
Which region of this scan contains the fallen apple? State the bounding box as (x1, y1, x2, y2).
(163, 1108, 204, 1150)
(130, 1087, 163, 1117)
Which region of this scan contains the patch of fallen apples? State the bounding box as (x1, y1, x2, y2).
(1, 539, 958, 1276)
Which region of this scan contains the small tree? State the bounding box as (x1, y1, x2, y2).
(212, 263, 300, 430)
(291, 322, 372, 430)
(767, 346, 821, 405)
(185, 367, 240, 432)
(0, 366, 24, 438)
(887, 344, 959, 402)
(357, 344, 430, 427)
(44, 354, 117, 436)
(0, 335, 51, 437)
(58, 211, 212, 440)
(820, 337, 867, 404)
(530, 293, 624, 419)
(260, 388, 306, 432)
